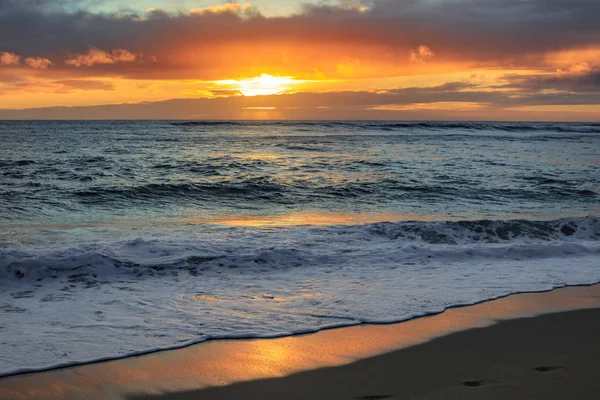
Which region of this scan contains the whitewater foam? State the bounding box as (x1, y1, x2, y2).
(1, 217, 599, 376)
(2, 217, 598, 280)
(1, 120, 600, 377)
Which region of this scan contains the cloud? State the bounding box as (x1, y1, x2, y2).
(544, 47, 600, 70)
(372, 102, 485, 111)
(25, 57, 53, 69)
(53, 79, 115, 91)
(207, 89, 244, 97)
(337, 59, 361, 76)
(500, 67, 600, 93)
(0, 76, 116, 96)
(64, 48, 138, 67)
(556, 62, 593, 76)
(1, 53, 54, 69)
(409, 45, 434, 62)
(0, 0, 599, 119)
(0, 51, 20, 65)
(0, 1, 599, 80)
(2, 79, 598, 120)
(338, 1, 371, 13)
(189, 2, 256, 16)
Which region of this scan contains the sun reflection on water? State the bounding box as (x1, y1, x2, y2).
(180, 211, 440, 227)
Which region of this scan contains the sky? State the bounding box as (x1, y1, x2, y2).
(1, 0, 600, 120)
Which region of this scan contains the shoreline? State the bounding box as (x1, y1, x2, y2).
(1, 283, 600, 399)
(1, 281, 599, 380)
(2, 216, 598, 381)
(134, 306, 600, 400)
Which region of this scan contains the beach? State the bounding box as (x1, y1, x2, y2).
(3, 0, 600, 397)
(137, 308, 600, 400)
(1, 122, 599, 399)
(2, 121, 600, 378)
(1, 284, 599, 400)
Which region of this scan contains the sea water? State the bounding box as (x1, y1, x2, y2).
(0, 120, 599, 375)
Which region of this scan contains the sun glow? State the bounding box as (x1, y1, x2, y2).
(214, 74, 300, 96)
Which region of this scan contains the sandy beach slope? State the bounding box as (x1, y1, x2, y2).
(1, 285, 599, 400)
(133, 306, 600, 400)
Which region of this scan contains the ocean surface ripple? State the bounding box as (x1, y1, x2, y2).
(0, 120, 599, 376)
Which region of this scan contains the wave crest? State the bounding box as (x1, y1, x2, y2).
(1, 217, 598, 282)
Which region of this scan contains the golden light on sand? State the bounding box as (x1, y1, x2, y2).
(215, 74, 299, 96)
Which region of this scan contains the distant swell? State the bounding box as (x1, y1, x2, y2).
(369, 122, 600, 133)
(68, 179, 597, 207)
(74, 178, 287, 203)
(169, 120, 600, 133)
(170, 121, 245, 127)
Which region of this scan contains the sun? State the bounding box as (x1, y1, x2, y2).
(214, 74, 298, 96)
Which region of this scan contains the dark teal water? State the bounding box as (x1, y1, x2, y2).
(0, 120, 599, 376)
(1, 121, 598, 234)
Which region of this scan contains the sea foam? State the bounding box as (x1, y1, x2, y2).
(1, 217, 599, 377)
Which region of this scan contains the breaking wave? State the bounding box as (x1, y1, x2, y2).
(2, 217, 598, 282)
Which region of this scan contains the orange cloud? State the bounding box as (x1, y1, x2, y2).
(65, 48, 138, 67)
(339, 1, 370, 13)
(544, 47, 600, 69)
(25, 57, 53, 70)
(189, 2, 256, 16)
(372, 102, 486, 111)
(0, 51, 21, 65)
(1, 2, 598, 82)
(410, 46, 435, 63)
(1, 0, 600, 120)
(556, 62, 592, 77)
(336, 59, 361, 76)
(53, 79, 116, 93)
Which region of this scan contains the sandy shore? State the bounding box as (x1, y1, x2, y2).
(1, 285, 600, 400)
(133, 307, 600, 400)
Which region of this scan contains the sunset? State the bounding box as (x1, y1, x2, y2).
(1, 0, 599, 120)
(214, 74, 304, 96)
(1, 2, 600, 400)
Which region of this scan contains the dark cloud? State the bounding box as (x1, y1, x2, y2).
(0, 0, 112, 12)
(0, 0, 599, 79)
(1, 0, 599, 118)
(500, 68, 600, 93)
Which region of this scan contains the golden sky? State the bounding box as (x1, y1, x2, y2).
(1, 0, 599, 120)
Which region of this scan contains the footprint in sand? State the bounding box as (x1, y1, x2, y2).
(463, 380, 485, 387)
(534, 366, 563, 372)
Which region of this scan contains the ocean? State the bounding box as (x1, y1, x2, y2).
(1, 120, 599, 376)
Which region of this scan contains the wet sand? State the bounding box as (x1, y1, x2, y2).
(133, 306, 600, 400)
(1, 285, 600, 400)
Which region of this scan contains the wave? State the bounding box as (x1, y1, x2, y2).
(0, 159, 37, 168)
(367, 216, 600, 242)
(170, 121, 245, 127)
(1, 216, 599, 378)
(66, 176, 598, 206)
(360, 121, 600, 134)
(168, 120, 600, 133)
(2, 217, 598, 282)
(3, 240, 599, 282)
(73, 178, 288, 204)
(150, 157, 274, 173)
